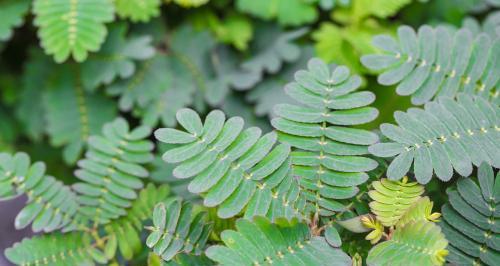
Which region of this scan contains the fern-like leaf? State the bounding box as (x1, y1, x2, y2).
(155, 108, 304, 220)
(440, 163, 500, 265)
(72, 118, 154, 225)
(146, 199, 212, 262)
(361, 25, 499, 105)
(44, 65, 117, 164)
(367, 220, 448, 266)
(33, 0, 115, 63)
(272, 58, 379, 216)
(205, 216, 352, 265)
(5, 232, 103, 265)
(0, 152, 80, 232)
(368, 177, 424, 227)
(369, 94, 500, 183)
(105, 183, 171, 260)
(115, 0, 161, 23)
(0, 0, 30, 41)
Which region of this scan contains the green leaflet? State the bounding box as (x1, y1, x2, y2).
(236, 0, 317, 26)
(72, 118, 154, 225)
(0, 152, 80, 232)
(44, 64, 117, 164)
(81, 22, 155, 91)
(362, 25, 499, 105)
(206, 216, 352, 266)
(155, 108, 304, 220)
(115, 0, 161, 22)
(441, 163, 500, 266)
(105, 183, 171, 260)
(146, 199, 212, 262)
(0, 0, 30, 41)
(367, 220, 449, 266)
(272, 58, 379, 216)
(32, 0, 115, 63)
(370, 94, 500, 183)
(5, 232, 100, 266)
(368, 177, 424, 227)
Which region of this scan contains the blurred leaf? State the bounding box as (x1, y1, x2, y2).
(115, 0, 161, 22)
(81, 22, 155, 91)
(44, 65, 117, 164)
(236, 0, 318, 26)
(16, 50, 53, 141)
(0, 0, 30, 42)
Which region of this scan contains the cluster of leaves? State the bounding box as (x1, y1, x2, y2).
(0, 0, 499, 266)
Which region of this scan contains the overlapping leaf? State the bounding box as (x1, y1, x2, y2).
(440, 163, 500, 266)
(369, 94, 500, 183)
(367, 220, 448, 266)
(33, 0, 115, 62)
(72, 118, 154, 225)
(272, 58, 379, 216)
(0, 152, 81, 232)
(146, 199, 212, 262)
(206, 216, 352, 265)
(155, 108, 304, 220)
(362, 25, 499, 105)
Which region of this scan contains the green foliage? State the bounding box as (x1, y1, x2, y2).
(0, 152, 80, 232)
(72, 118, 154, 224)
(272, 58, 379, 216)
(370, 94, 500, 183)
(367, 220, 449, 266)
(146, 199, 212, 261)
(0, 0, 30, 41)
(155, 108, 303, 220)
(206, 216, 352, 265)
(3, 1, 500, 265)
(368, 177, 424, 227)
(33, 0, 115, 63)
(362, 25, 499, 105)
(440, 163, 500, 265)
